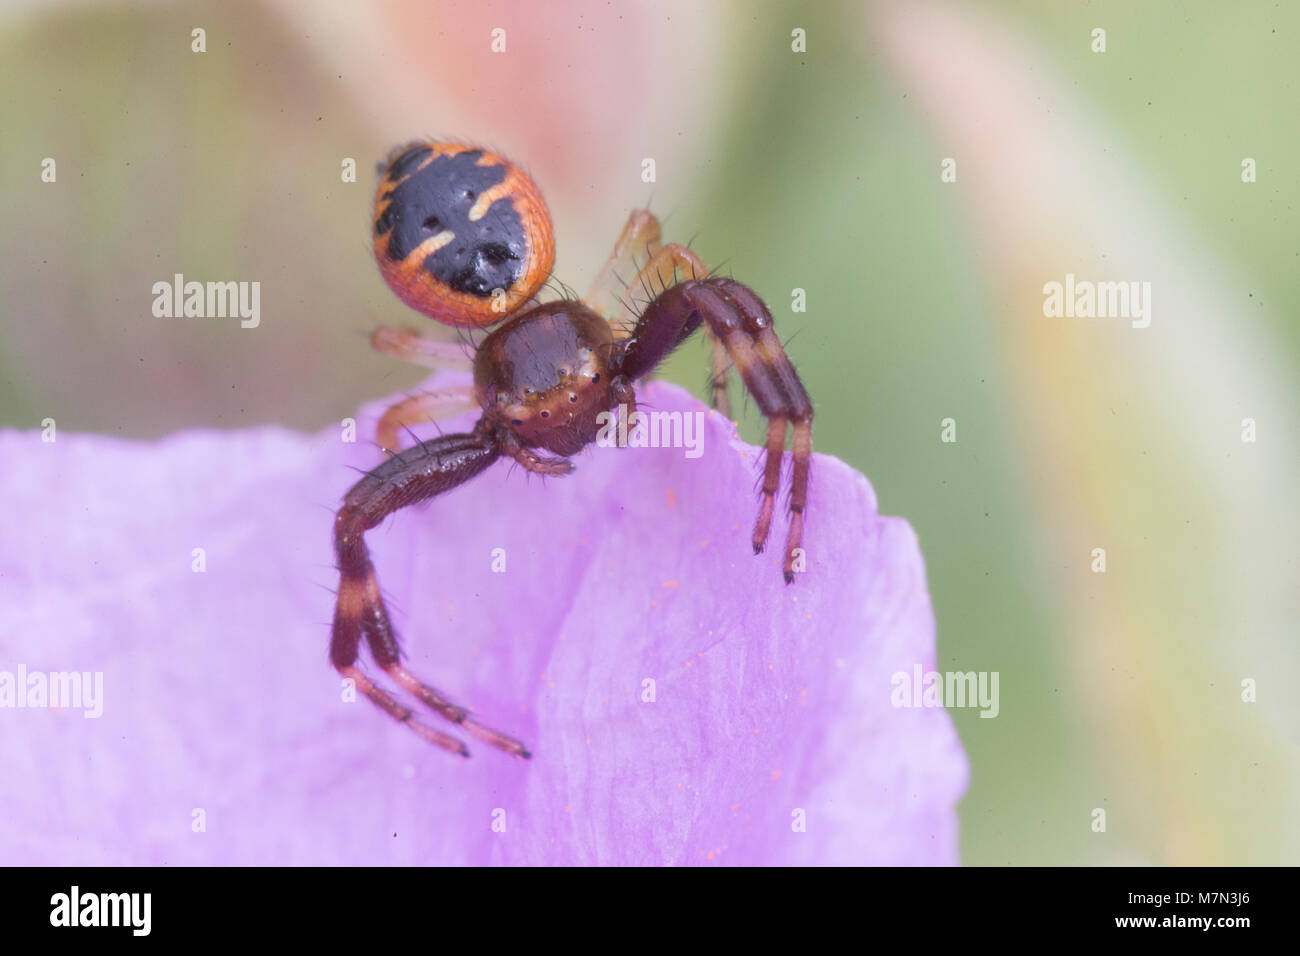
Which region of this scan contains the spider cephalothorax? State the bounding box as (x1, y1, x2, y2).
(473, 301, 616, 456)
(333, 140, 814, 758)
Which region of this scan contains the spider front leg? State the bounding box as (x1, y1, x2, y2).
(332, 422, 531, 757)
(616, 277, 813, 583)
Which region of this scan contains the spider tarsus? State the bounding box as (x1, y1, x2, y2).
(405, 715, 471, 757)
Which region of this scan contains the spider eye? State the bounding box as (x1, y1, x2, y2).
(540, 410, 550, 419)
(590, 373, 600, 383)
(511, 418, 523, 426)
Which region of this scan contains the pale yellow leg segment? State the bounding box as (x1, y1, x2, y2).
(623, 243, 710, 311)
(589, 215, 734, 416)
(376, 387, 477, 453)
(624, 242, 732, 418)
(370, 325, 475, 369)
(585, 210, 664, 329)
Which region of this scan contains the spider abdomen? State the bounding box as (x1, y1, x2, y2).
(372, 141, 555, 328)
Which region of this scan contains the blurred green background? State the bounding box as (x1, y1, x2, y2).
(1, 0, 1296, 864)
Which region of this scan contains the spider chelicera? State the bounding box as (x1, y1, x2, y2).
(332, 141, 814, 758)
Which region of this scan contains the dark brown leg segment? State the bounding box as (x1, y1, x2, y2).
(616, 277, 814, 583)
(331, 424, 531, 757)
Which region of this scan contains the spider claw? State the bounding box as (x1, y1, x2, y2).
(462, 717, 532, 759)
(752, 496, 775, 554)
(405, 714, 471, 757)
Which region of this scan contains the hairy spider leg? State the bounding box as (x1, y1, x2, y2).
(587, 211, 734, 418)
(374, 386, 478, 454)
(331, 425, 531, 757)
(617, 277, 813, 582)
(584, 209, 665, 329)
(367, 328, 481, 451)
(369, 325, 476, 369)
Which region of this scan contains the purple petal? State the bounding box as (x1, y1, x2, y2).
(0, 376, 966, 865)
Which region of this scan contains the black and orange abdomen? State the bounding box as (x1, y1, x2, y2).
(372, 142, 555, 328)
